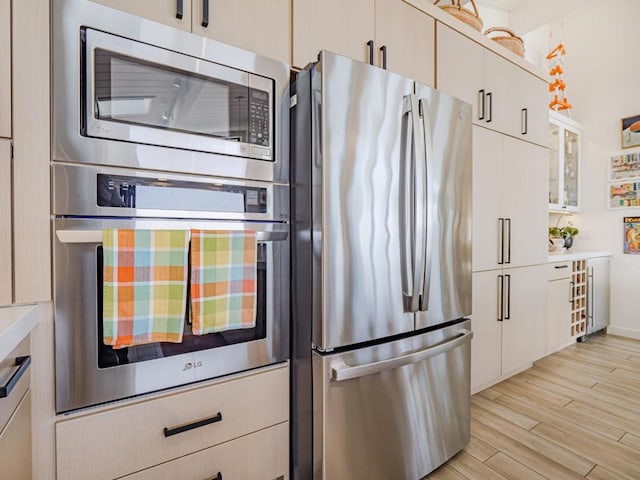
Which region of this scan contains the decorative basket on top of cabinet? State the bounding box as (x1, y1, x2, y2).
(484, 27, 525, 57)
(433, 0, 483, 32)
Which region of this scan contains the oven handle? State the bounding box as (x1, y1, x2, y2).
(55, 230, 288, 244)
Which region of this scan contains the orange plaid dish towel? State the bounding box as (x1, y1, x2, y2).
(190, 230, 257, 335)
(102, 229, 189, 348)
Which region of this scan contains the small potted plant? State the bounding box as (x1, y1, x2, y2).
(548, 226, 579, 250)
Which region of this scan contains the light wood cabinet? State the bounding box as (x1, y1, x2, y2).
(89, 0, 192, 31)
(0, 140, 11, 305)
(191, 0, 291, 64)
(122, 422, 288, 480)
(293, 0, 434, 85)
(547, 263, 573, 354)
(437, 22, 547, 147)
(0, 0, 10, 139)
(471, 265, 547, 392)
(56, 364, 289, 480)
(472, 127, 548, 272)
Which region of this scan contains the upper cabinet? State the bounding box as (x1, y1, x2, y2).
(191, 0, 291, 64)
(293, 0, 435, 86)
(436, 22, 547, 147)
(89, 0, 291, 63)
(0, 139, 11, 305)
(0, 0, 11, 138)
(549, 110, 581, 212)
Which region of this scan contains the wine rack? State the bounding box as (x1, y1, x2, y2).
(570, 259, 587, 337)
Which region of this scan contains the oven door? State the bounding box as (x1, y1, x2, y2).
(53, 217, 289, 413)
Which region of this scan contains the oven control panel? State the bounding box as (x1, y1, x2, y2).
(97, 174, 268, 214)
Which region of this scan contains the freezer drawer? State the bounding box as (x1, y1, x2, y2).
(314, 320, 472, 480)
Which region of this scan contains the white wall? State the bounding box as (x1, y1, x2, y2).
(540, 0, 640, 337)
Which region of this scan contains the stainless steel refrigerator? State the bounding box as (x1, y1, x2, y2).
(291, 51, 473, 480)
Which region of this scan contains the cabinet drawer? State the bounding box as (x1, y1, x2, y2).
(123, 422, 288, 480)
(57, 364, 289, 480)
(0, 337, 30, 432)
(548, 261, 572, 281)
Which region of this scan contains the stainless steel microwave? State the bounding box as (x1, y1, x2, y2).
(52, 0, 289, 183)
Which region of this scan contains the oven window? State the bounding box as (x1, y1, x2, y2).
(97, 243, 268, 368)
(93, 48, 270, 148)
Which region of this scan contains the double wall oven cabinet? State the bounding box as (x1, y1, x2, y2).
(292, 0, 435, 86)
(56, 364, 289, 480)
(549, 110, 582, 212)
(0, 0, 51, 305)
(89, 0, 291, 63)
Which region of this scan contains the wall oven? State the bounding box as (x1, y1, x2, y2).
(53, 0, 289, 183)
(53, 163, 289, 413)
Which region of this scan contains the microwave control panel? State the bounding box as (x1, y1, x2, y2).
(248, 88, 270, 147)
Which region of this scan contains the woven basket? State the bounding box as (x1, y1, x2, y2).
(433, 0, 483, 32)
(484, 27, 525, 57)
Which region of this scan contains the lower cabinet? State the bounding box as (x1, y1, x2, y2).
(471, 265, 547, 393)
(547, 261, 574, 354)
(56, 364, 289, 480)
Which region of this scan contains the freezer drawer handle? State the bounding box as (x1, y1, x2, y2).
(330, 330, 473, 381)
(55, 230, 288, 244)
(163, 412, 222, 437)
(0, 355, 31, 399)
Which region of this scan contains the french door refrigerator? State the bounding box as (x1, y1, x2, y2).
(291, 51, 473, 480)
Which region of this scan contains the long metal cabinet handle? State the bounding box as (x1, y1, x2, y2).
(201, 0, 209, 27)
(176, 0, 183, 19)
(504, 274, 511, 320)
(367, 40, 374, 65)
(209, 473, 222, 480)
(498, 218, 504, 265)
(497, 275, 504, 321)
(418, 98, 433, 311)
(163, 412, 222, 437)
(521, 108, 528, 135)
(505, 218, 512, 264)
(486, 92, 493, 123)
(55, 230, 288, 244)
(0, 356, 31, 398)
(410, 94, 427, 313)
(400, 95, 415, 310)
(478, 89, 485, 120)
(330, 330, 473, 381)
(380, 45, 387, 69)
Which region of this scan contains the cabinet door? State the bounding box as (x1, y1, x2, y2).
(483, 48, 520, 137)
(470, 270, 502, 393)
(89, 0, 191, 31)
(501, 264, 546, 375)
(0, 391, 31, 480)
(472, 126, 503, 272)
(436, 23, 484, 123)
(502, 137, 549, 268)
(547, 277, 572, 354)
(0, 139, 11, 305)
(0, 0, 10, 138)
(374, 0, 435, 86)
(521, 72, 549, 147)
(192, 0, 291, 64)
(293, 0, 374, 69)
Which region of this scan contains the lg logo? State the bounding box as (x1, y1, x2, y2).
(183, 361, 204, 371)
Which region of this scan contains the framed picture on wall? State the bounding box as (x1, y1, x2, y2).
(622, 114, 640, 148)
(609, 181, 640, 208)
(623, 217, 640, 254)
(610, 152, 640, 181)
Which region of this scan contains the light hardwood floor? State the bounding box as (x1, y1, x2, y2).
(427, 334, 640, 480)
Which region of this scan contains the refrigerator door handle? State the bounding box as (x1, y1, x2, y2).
(400, 95, 416, 310)
(418, 97, 433, 311)
(410, 94, 426, 313)
(330, 329, 473, 381)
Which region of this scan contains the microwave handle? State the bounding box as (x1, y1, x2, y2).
(55, 230, 288, 244)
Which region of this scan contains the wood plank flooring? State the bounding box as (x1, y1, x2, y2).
(426, 334, 640, 480)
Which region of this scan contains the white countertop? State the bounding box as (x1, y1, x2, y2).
(548, 250, 611, 262)
(0, 304, 38, 362)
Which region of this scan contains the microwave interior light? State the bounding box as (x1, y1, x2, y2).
(96, 96, 153, 118)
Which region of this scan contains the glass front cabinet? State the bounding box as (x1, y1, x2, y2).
(549, 111, 581, 212)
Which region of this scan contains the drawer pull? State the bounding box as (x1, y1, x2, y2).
(554, 265, 569, 269)
(0, 355, 31, 399)
(163, 412, 222, 437)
